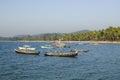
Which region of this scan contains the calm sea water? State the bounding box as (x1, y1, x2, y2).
(0, 42, 120, 80)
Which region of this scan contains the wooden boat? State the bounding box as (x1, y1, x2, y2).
(18, 45, 36, 50)
(44, 51, 78, 57)
(15, 45, 40, 55)
(70, 49, 89, 52)
(91, 43, 101, 46)
(53, 39, 70, 48)
(41, 45, 54, 49)
(15, 49, 40, 55)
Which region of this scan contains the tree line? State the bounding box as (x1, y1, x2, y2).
(63, 26, 120, 41)
(0, 26, 120, 41)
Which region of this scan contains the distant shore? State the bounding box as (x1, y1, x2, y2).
(0, 40, 120, 44)
(65, 41, 120, 44)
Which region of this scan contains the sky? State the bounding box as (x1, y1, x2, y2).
(0, 0, 120, 37)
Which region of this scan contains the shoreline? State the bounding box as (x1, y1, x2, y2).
(65, 41, 120, 43)
(0, 40, 120, 44)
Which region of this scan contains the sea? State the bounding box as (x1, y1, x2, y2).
(0, 41, 120, 80)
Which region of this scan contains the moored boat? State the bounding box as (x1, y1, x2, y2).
(70, 49, 89, 52)
(15, 49, 40, 55)
(44, 51, 78, 57)
(53, 39, 70, 48)
(91, 43, 101, 46)
(14, 45, 40, 55)
(18, 45, 36, 50)
(41, 45, 54, 49)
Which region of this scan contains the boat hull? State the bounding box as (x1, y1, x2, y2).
(15, 49, 40, 55)
(45, 52, 78, 57)
(71, 49, 89, 52)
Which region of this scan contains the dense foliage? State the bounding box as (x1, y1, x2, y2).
(63, 26, 120, 41)
(0, 26, 120, 41)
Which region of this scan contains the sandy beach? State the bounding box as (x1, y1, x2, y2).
(63, 41, 120, 44)
(1, 40, 120, 44)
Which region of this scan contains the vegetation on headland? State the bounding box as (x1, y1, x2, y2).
(0, 26, 120, 41)
(63, 26, 120, 41)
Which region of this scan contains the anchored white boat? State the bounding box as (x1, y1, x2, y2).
(41, 45, 54, 49)
(18, 45, 36, 50)
(15, 45, 40, 55)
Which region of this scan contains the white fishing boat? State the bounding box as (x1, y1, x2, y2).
(70, 49, 89, 52)
(53, 39, 70, 48)
(18, 45, 36, 50)
(41, 45, 54, 49)
(15, 45, 40, 55)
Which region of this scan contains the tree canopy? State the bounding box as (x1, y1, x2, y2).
(0, 26, 120, 41)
